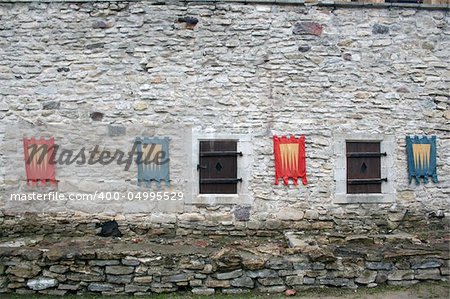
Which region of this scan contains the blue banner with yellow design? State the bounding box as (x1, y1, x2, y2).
(406, 136, 438, 184)
(135, 137, 170, 188)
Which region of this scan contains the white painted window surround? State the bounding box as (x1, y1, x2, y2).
(186, 130, 254, 205)
(334, 134, 396, 204)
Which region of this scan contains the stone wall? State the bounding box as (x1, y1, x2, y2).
(0, 232, 449, 295)
(0, 1, 449, 238)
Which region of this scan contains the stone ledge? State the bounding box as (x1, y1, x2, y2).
(0, 0, 448, 11)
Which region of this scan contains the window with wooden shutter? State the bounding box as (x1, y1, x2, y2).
(198, 140, 241, 194)
(346, 142, 387, 194)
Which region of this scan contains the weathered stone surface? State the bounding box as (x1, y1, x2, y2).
(105, 266, 134, 275)
(0, 276, 8, 289)
(27, 278, 58, 291)
(298, 45, 311, 52)
(395, 261, 411, 270)
(258, 277, 283, 286)
(411, 259, 442, 269)
(205, 278, 231, 288)
(242, 258, 266, 270)
(7, 282, 25, 289)
(355, 270, 377, 285)
(440, 267, 450, 276)
(415, 269, 442, 280)
(122, 258, 140, 266)
(231, 276, 254, 288)
(277, 208, 304, 221)
(248, 269, 278, 278)
(42, 101, 60, 110)
(125, 284, 150, 293)
(162, 273, 192, 283)
(89, 260, 120, 266)
(58, 284, 80, 291)
(181, 258, 205, 270)
(134, 276, 153, 284)
(66, 273, 104, 282)
(388, 270, 414, 281)
(178, 213, 205, 222)
(311, 222, 334, 230)
(443, 110, 450, 120)
(304, 210, 319, 220)
(319, 278, 351, 287)
(342, 53, 352, 61)
(108, 125, 126, 137)
(189, 279, 203, 287)
(178, 16, 199, 25)
(375, 271, 389, 284)
(266, 258, 292, 270)
(366, 262, 394, 271)
(303, 277, 315, 285)
(202, 264, 214, 274)
(293, 22, 323, 36)
(0, 263, 6, 275)
(6, 263, 40, 278)
(150, 282, 176, 293)
(90, 112, 104, 121)
(258, 285, 287, 293)
(372, 23, 389, 34)
(279, 269, 306, 277)
(88, 283, 115, 292)
(49, 265, 68, 274)
(285, 275, 304, 286)
(133, 101, 148, 111)
(92, 20, 113, 29)
(192, 287, 215, 295)
(216, 269, 243, 280)
(307, 247, 336, 263)
(106, 275, 133, 284)
(56, 67, 69, 73)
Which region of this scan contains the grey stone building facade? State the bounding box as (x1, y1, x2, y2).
(0, 0, 449, 294)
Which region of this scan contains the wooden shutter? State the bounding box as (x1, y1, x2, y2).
(346, 142, 385, 194)
(199, 140, 240, 194)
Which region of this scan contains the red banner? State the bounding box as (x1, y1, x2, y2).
(273, 135, 307, 186)
(23, 137, 57, 186)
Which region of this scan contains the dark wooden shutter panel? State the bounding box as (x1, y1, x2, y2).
(199, 140, 238, 194)
(346, 142, 382, 194)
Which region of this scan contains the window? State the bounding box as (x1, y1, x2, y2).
(334, 134, 395, 204)
(186, 131, 253, 205)
(346, 142, 386, 194)
(199, 140, 241, 194)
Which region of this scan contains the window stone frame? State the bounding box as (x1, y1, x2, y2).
(334, 133, 395, 204)
(186, 130, 254, 205)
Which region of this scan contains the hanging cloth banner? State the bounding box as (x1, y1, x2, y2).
(273, 135, 307, 186)
(135, 137, 170, 188)
(23, 137, 57, 186)
(406, 135, 438, 184)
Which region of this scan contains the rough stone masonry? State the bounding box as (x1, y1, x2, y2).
(0, 0, 449, 295)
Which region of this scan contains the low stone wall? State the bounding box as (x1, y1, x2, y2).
(1, 206, 448, 239)
(0, 233, 449, 295)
